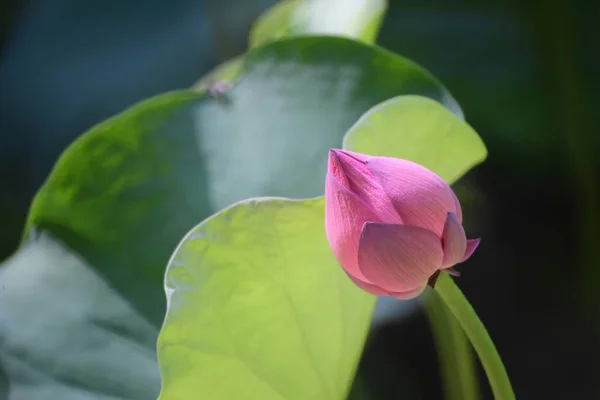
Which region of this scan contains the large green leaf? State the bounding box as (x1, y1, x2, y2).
(249, 0, 387, 47)
(157, 96, 486, 399)
(23, 92, 206, 325)
(158, 198, 374, 400)
(1, 36, 458, 399)
(0, 233, 161, 400)
(343, 95, 486, 184)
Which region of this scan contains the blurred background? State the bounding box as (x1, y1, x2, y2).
(1, 0, 599, 398)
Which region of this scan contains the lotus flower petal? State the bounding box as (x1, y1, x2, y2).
(346, 274, 388, 296)
(328, 149, 352, 189)
(366, 157, 458, 236)
(460, 239, 481, 263)
(389, 284, 427, 300)
(325, 173, 380, 282)
(334, 148, 369, 163)
(451, 191, 463, 222)
(357, 222, 443, 293)
(329, 150, 402, 224)
(441, 212, 467, 269)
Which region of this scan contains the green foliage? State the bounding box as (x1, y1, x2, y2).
(249, 0, 387, 47)
(434, 274, 515, 399)
(195, 0, 386, 89)
(194, 55, 244, 91)
(1, 31, 461, 400)
(343, 95, 484, 183)
(159, 198, 374, 400)
(25, 92, 205, 323)
(25, 34, 458, 325)
(0, 1, 491, 399)
(0, 233, 161, 399)
(424, 291, 479, 400)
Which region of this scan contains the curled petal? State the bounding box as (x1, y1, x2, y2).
(366, 157, 459, 237)
(325, 174, 380, 282)
(346, 274, 388, 296)
(349, 273, 426, 299)
(389, 284, 427, 300)
(329, 150, 402, 224)
(460, 238, 481, 263)
(357, 222, 443, 293)
(441, 212, 467, 269)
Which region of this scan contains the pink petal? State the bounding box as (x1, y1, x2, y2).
(366, 157, 459, 237)
(441, 212, 467, 269)
(328, 149, 351, 189)
(348, 271, 426, 299)
(346, 274, 388, 296)
(334, 149, 369, 162)
(357, 222, 443, 293)
(451, 191, 463, 222)
(325, 173, 380, 282)
(330, 150, 402, 224)
(389, 284, 427, 300)
(459, 238, 481, 263)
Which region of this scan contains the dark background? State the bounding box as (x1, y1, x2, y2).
(1, 0, 598, 398)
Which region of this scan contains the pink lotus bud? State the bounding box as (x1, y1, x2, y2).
(325, 149, 480, 300)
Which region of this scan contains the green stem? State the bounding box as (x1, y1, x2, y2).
(424, 291, 479, 400)
(434, 274, 515, 400)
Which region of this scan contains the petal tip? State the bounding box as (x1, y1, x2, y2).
(459, 238, 481, 263)
(329, 148, 343, 157)
(441, 212, 467, 268)
(327, 149, 350, 186)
